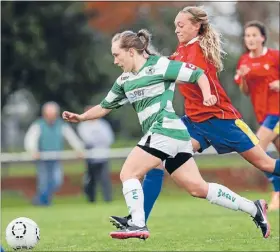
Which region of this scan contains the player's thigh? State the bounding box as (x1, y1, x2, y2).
(256, 126, 278, 150)
(169, 157, 208, 197)
(240, 144, 275, 171)
(120, 146, 162, 181)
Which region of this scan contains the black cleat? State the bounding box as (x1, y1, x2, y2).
(252, 199, 271, 238)
(109, 215, 131, 229)
(110, 225, 149, 240)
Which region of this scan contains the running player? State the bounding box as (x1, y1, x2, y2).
(235, 20, 280, 211)
(109, 6, 280, 238)
(62, 29, 271, 240)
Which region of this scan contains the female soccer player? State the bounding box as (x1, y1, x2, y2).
(109, 6, 280, 239)
(235, 20, 279, 211)
(62, 29, 271, 240)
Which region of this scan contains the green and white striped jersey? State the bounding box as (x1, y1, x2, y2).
(100, 55, 204, 141)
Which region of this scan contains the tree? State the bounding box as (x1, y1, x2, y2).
(1, 2, 107, 112)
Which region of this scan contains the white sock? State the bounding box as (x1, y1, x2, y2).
(122, 178, 145, 227)
(206, 183, 257, 217)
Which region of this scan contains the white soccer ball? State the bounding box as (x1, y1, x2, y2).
(5, 217, 40, 250)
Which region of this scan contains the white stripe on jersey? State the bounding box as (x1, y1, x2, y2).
(125, 57, 170, 82)
(126, 82, 165, 103)
(138, 102, 161, 124)
(168, 82, 175, 91)
(105, 91, 118, 103)
(162, 117, 186, 130)
(177, 63, 193, 82)
(164, 100, 175, 113)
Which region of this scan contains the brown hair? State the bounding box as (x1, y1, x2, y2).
(112, 29, 159, 55)
(180, 6, 226, 72)
(244, 20, 267, 46)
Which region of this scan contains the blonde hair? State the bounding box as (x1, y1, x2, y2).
(180, 6, 226, 72)
(112, 29, 159, 56)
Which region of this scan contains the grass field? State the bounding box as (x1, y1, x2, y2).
(1, 189, 279, 251)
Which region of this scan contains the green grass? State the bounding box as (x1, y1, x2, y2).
(1, 189, 279, 251)
(2, 154, 250, 178)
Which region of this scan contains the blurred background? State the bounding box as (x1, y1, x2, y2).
(1, 1, 279, 206)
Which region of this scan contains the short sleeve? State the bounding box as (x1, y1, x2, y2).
(100, 77, 129, 109)
(164, 59, 204, 84)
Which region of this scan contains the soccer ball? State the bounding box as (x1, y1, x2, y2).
(5, 217, 40, 250)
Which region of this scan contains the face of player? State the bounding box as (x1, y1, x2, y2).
(111, 40, 134, 72)
(174, 12, 200, 44)
(244, 26, 265, 51)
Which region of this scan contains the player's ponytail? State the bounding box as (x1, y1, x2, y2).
(112, 29, 160, 56)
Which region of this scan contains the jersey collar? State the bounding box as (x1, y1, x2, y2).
(249, 47, 268, 58)
(185, 37, 199, 46)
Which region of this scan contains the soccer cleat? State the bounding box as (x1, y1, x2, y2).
(109, 215, 130, 229)
(252, 199, 270, 238)
(110, 225, 150, 240)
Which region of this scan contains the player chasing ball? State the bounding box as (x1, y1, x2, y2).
(62, 27, 274, 240)
(109, 7, 280, 238)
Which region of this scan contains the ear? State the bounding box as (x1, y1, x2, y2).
(194, 22, 201, 32)
(128, 48, 134, 57)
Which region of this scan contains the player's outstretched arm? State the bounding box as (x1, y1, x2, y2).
(62, 105, 111, 123)
(62, 74, 129, 124)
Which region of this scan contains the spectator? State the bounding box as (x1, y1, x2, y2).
(77, 106, 114, 203)
(24, 101, 84, 206)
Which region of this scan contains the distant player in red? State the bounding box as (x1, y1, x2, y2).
(235, 21, 280, 211)
(110, 6, 280, 238)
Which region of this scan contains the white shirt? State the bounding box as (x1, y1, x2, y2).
(77, 119, 115, 162)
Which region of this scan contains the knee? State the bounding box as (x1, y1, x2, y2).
(188, 183, 208, 198)
(191, 139, 200, 153)
(189, 189, 204, 198)
(120, 170, 142, 183)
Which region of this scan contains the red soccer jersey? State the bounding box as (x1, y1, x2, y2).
(169, 38, 241, 122)
(235, 48, 280, 123)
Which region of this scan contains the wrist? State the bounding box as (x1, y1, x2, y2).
(202, 89, 210, 98)
(79, 113, 86, 122)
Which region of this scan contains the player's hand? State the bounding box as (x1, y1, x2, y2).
(62, 111, 83, 123)
(203, 94, 217, 106)
(269, 80, 280, 92)
(236, 65, 250, 77)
